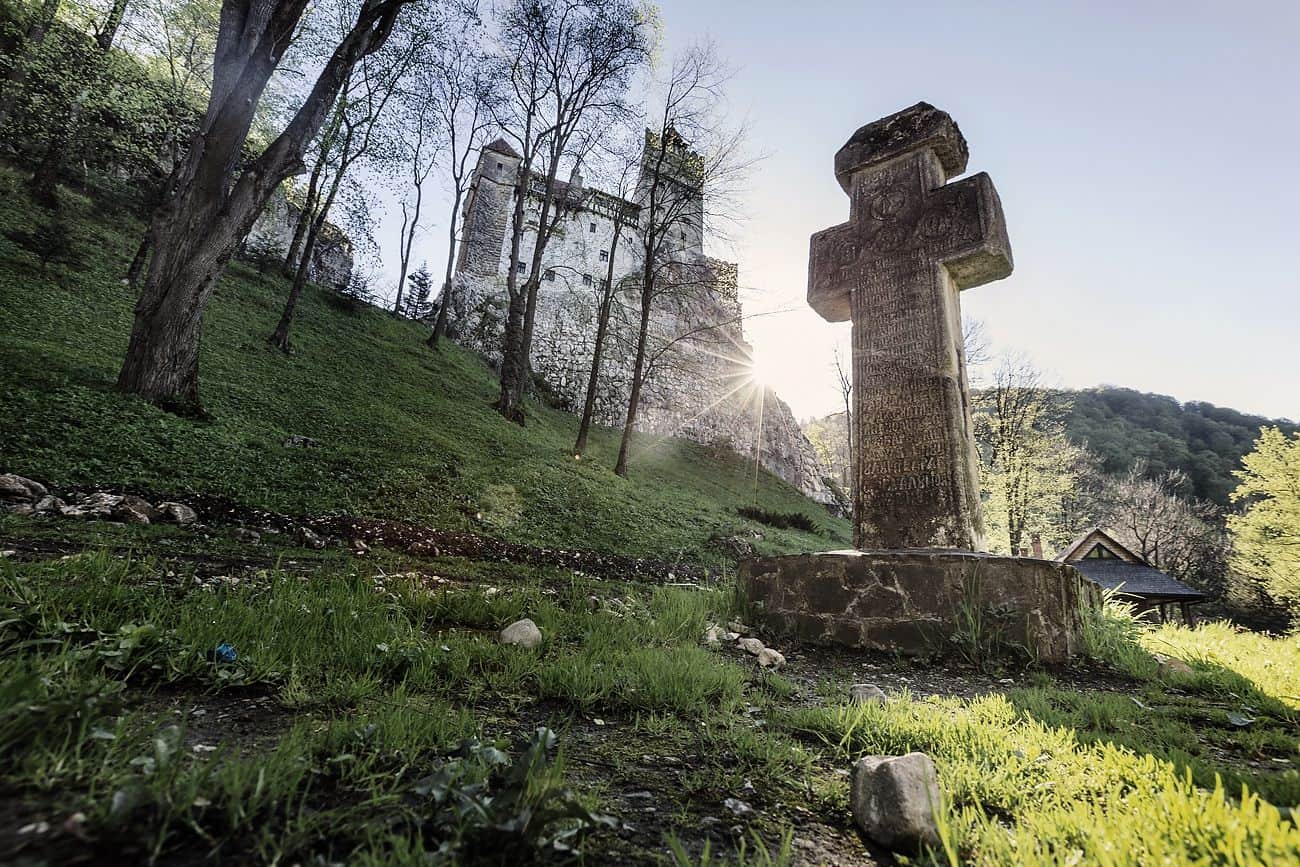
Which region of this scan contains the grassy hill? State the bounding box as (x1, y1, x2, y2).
(0, 169, 848, 563)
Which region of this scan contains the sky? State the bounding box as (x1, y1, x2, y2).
(386, 0, 1300, 423)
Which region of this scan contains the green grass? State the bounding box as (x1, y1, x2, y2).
(2, 549, 1298, 864)
(0, 167, 848, 564)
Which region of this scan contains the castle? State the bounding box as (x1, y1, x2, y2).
(446, 133, 839, 508)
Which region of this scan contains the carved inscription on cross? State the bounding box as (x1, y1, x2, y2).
(808, 103, 1013, 550)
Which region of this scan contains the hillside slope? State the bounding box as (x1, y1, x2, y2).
(0, 171, 848, 562)
(803, 392, 1297, 508)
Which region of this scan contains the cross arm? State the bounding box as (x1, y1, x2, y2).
(808, 221, 857, 322)
(926, 171, 1013, 290)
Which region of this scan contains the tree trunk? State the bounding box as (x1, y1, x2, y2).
(429, 187, 462, 347)
(95, 0, 128, 52)
(117, 0, 410, 411)
(282, 183, 318, 274)
(614, 291, 653, 477)
(270, 161, 343, 352)
(125, 231, 150, 285)
(574, 218, 623, 456)
(495, 158, 532, 423)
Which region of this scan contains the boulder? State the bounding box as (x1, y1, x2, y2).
(8, 502, 34, 516)
(113, 502, 152, 525)
(118, 495, 158, 521)
(297, 526, 326, 550)
(156, 502, 198, 525)
(232, 528, 261, 544)
(757, 647, 785, 668)
(0, 474, 46, 501)
(851, 684, 888, 705)
(500, 618, 543, 649)
(81, 492, 123, 516)
(703, 624, 725, 647)
(850, 752, 941, 852)
(282, 434, 320, 449)
(33, 496, 66, 514)
(737, 637, 765, 656)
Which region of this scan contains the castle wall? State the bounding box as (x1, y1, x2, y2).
(448, 147, 839, 508)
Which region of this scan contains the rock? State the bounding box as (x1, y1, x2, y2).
(723, 797, 753, 817)
(112, 502, 151, 525)
(500, 618, 542, 648)
(850, 752, 941, 852)
(728, 620, 750, 635)
(81, 492, 123, 516)
(1155, 654, 1194, 677)
(156, 502, 198, 525)
(0, 473, 46, 501)
(57, 503, 90, 519)
(703, 624, 725, 646)
(737, 637, 765, 656)
(118, 495, 158, 521)
(282, 434, 319, 448)
(757, 647, 785, 668)
(851, 684, 888, 705)
(714, 534, 755, 558)
(232, 528, 261, 544)
(296, 526, 326, 550)
(33, 495, 65, 514)
(8, 503, 34, 516)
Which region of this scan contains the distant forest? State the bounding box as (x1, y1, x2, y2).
(1063, 388, 1298, 506)
(804, 387, 1298, 507)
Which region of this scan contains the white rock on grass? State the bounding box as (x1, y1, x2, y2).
(157, 502, 198, 525)
(850, 752, 941, 852)
(737, 637, 765, 656)
(1154, 654, 1194, 676)
(703, 624, 725, 646)
(851, 684, 888, 704)
(757, 647, 785, 668)
(500, 618, 543, 649)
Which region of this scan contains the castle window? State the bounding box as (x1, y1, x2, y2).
(679, 230, 686, 240)
(583, 274, 593, 286)
(599, 250, 609, 262)
(545, 269, 556, 282)
(516, 261, 526, 274)
(496, 162, 503, 170)
(589, 222, 597, 233)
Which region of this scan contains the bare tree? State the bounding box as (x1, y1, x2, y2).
(420, 22, 499, 342)
(832, 343, 853, 486)
(269, 18, 418, 352)
(614, 41, 751, 476)
(115, 0, 416, 411)
(491, 0, 649, 424)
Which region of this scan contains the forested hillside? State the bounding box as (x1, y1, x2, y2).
(1065, 389, 1298, 505)
(804, 390, 1298, 508)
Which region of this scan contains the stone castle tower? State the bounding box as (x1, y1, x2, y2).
(446, 134, 838, 509)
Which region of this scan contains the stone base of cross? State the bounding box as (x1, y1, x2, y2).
(807, 102, 1013, 551)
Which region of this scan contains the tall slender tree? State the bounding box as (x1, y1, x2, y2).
(615, 41, 749, 476)
(492, 0, 649, 424)
(116, 0, 416, 411)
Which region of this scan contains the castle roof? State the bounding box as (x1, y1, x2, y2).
(483, 137, 520, 159)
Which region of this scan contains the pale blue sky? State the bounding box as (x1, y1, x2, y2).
(393, 0, 1300, 421)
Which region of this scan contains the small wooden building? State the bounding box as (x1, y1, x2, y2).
(1057, 528, 1207, 625)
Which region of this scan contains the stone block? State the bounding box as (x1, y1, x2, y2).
(741, 550, 1099, 663)
(850, 752, 941, 851)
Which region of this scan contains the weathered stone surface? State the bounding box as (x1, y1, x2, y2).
(0, 473, 45, 501)
(157, 502, 198, 525)
(742, 550, 1099, 663)
(33, 495, 65, 514)
(500, 618, 543, 649)
(1155, 654, 1194, 677)
(296, 526, 326, 550)
(851, 684, 887, 704)
(737, 637, 765, 656)
(113, 502, 152, 525)
(850, 752, 941, 852)
(756, 647, 785, 668)
(232, 528, 261, 544)
(809, 102, 1012, 550)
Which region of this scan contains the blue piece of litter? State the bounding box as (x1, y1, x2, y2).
(214, 643, 237, 663)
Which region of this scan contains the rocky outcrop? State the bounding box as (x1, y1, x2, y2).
(243, 188, 353, 291)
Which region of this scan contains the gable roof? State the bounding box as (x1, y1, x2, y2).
(1068, 559, 1207, 601)
(1056, 527, 1140, 563)
(483, 137, 520, 159)
(1059, 526, 1207, 602)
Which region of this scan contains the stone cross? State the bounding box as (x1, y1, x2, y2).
(809, 103, 1013, 550)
